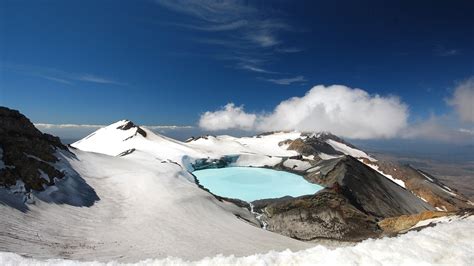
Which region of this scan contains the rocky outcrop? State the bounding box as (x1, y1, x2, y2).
(322, 156, 433, 218)
(251, 155, 434, 241)
(257, 190, 381, 241)
(185, 135, 216, 143)
(0, 107, 67, 191)
(287, 138, 341, 157)
(117, 121, 147, 137)
(0, 107, 99, 211)
(377, 211, 450, 234)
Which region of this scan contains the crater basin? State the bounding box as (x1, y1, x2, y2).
(193, 167, 323, 202)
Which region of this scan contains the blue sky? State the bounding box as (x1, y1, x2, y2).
(1, 0, 473, 142)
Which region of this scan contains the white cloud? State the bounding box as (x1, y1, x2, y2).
(238, 64, 277, 74)
(275, 47, 302, 53)
(155, 0, 255, 23)
(144, 125, 194, 130)
(401, 115, 472, 143)
(39, 75, 73, 85)
(156, 1, 300, 75)
(35, 123, 104, 129)
(35, 123, 193, 130)
(459, 128, 474, 135)
(199, 85, 409, 139)
(401, 113, 474, 143)
(35, 123, 194, 140)
(263, 75, 306, 85)
(2, 64, 124, 86)
(434, 45, 460, 57)
(244, 31, 280, 47)
(199, 103, 257, 131)
(173, 20, 249, 31)
(74, 74, 125, 85)
(447, 77, 474, 123)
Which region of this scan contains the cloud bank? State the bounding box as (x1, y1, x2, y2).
(399, 76, 474, 143)
(448, 77, 474, 123)
(199, 85, 408, 139)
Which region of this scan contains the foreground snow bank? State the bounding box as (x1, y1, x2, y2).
(2, 216, 472, 266)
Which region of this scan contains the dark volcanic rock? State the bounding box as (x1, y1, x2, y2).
(0, 107, 67, 191)
(0, 107, 99, 211)
(262, 189, 381, 241)
(322, 156, 433, 218)
(285, 132, 361, 158)
(185, 135, 216, 143)
(286, 138, 342, 157)
(255, 156, 433, 241)
(117, 121, 147, 138)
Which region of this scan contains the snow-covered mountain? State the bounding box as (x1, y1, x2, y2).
(0, 107, 473, 264)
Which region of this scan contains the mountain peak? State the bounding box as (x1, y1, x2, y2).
(115, 120, 147, 137)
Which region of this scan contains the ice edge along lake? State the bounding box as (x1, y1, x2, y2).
(193, 167, 323, 202)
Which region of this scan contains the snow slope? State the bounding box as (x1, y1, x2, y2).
(185, 132, 301, 157)
(1, 215, 472, 265)
(326, 139, 375, 161)
(0, 149, 311, 262)
(73, 123, 303, 169)
(72, 121, 203, 164)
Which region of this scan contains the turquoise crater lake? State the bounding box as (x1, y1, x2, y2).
(193, 167, 323, 202)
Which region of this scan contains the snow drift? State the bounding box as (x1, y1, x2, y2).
(1, 216, 472, 265)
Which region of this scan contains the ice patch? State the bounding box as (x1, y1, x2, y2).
(418, 196, 429, 203)
(283, 159, 312, 171)
(418, 171, 434, 182)
(326, 139, 375, 161)
(418, 171, 458, 197)
(362, 161, 406, 188)
(307, 166, 321, 173)
(232, 154, 282, 168)
(318, 153, 341, 160)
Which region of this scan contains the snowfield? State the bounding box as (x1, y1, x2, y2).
(2, 121, 471, 265)
(1, 216, 472, 265)
(0, 149, 311, 262)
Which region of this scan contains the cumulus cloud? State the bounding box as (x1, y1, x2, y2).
(447, 77, 474, 123)
(199, 103, 257, 131)
(199, 85, 408, 139)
